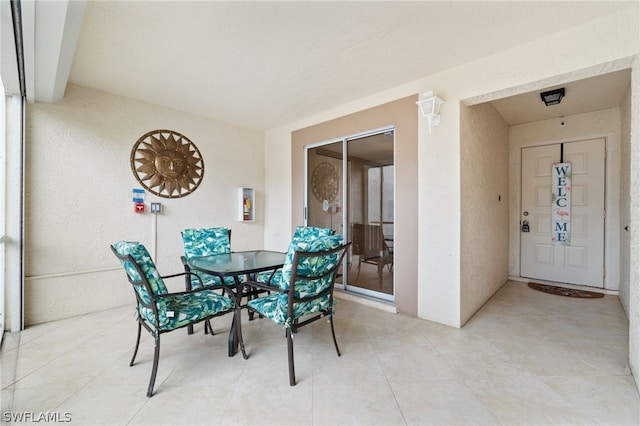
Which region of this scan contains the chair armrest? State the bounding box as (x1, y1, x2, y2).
(245, 280, 286, 294)
(160, 270, 231, 294)
(162, 270, 196, 280)
(180, 256, 193, 291)
(152, 272, 234, 298)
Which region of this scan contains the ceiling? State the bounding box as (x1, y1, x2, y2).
(491, 69, 631, 125)
(28, 1, 640, 130)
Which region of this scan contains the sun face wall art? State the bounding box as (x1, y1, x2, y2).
(130, 130, 204, 198)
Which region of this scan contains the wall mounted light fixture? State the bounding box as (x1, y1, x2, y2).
(416, 91, 444, 133)
(540, 88, 565, 106)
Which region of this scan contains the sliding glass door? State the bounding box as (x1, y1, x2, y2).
(305, 128, 394, 301)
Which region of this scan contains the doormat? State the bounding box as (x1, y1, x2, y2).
(528, 282, 604, 298)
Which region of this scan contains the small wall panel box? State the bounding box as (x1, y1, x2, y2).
(238, 187, 255, 222)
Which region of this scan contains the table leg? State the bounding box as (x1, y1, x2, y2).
(228, 312, 241, 356)
(228, 276, 243, 357)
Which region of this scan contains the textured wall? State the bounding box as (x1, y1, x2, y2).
(619, 86, 632, 314)
(24, 84, 264, 325)
(509, 108, 621, 291)
(264, 8, 638, 328)
(418, 9, 638, 326)
(628, 54, 640, 395)
(290, 96, 418, 316)
(460, 102, 510, 325)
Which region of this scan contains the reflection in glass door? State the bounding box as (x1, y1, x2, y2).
(306, 139, 344, 236)
(305, 128, 394, 301)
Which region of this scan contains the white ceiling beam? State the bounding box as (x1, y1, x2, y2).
(31, 0, 86, 103)
(1, 0, 86, 102)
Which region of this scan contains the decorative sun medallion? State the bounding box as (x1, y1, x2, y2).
(311, 162, 339, 202)
(130, 130, 204, 198)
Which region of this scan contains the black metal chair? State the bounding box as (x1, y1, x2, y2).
(181, 227, 235, 334)
(246, 235, 350, 385)
(111, 241, 243, 397)
(181, 226, 271, 326)
(181, 227, 234, 288)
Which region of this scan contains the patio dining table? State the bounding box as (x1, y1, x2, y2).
(187, 250, 286, 357)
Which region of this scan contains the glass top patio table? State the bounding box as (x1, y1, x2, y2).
(187, 250, 286, 277)
(187, 250, 286, 357)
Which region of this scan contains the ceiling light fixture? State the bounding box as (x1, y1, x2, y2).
(540, 88, 565, 106)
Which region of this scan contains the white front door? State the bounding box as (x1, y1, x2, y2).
(520, 139, 605, 287)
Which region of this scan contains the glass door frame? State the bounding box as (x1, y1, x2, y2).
(304, 126, 395, 303)
(0, 88, 5, 341)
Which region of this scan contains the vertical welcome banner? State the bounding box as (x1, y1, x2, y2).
(551, 163, 571, 245)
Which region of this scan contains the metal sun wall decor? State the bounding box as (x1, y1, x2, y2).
(130, 130, 204, 198)
(311, 162, 339, 203)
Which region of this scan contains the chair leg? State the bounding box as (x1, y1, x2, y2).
(286, 328, 296, 386)
(204, 319, 214, 335)
(329, 315, 341, 357)
(147, 334, 160, 398)
(377, 262, 384, 288)
(130, 320, 142, 367)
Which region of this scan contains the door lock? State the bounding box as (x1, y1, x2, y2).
(522, 220, 530, 233)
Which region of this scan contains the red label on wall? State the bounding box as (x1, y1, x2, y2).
(134, 202, 145, 213)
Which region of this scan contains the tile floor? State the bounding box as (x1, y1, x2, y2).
(1, 281, 638, 425)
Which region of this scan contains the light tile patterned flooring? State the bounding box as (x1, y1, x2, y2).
(1, 281, 638, 425)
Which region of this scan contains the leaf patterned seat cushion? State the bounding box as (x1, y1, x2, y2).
(247, 234, 343, 326)
(255, 226, 333, 285)
(140, 291, 234, 331)
(182, 227, 236, 289)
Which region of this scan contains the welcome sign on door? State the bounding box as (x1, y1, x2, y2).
(551, 163, 571, 245)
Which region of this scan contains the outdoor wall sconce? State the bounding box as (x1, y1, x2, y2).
(540, 88, 565, 106)
(416, 91, 444, 133)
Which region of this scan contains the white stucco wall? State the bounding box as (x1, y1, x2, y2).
(23, 84, 264, 325)
(619, 86, 632, 315)
(628, 55, 640, 394)
(460, 102, 510, 325)
(264, 8, 638, 329)
(508, 108, 622, 291)
(263, 126, 293, 252)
